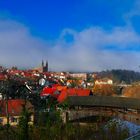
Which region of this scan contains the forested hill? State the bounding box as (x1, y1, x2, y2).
(96, 70, 140, 84)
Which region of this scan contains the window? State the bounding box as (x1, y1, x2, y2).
(10, 117, 18, 123)
(0, 118, 3, 124)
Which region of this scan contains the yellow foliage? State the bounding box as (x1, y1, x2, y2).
(123, 85, 140, 98)
(93, 84, 116, 96)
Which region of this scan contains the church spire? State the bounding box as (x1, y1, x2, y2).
(41, 60, 48, 72)
(42, 60, 44, 67)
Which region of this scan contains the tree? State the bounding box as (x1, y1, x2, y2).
(18, 104, 32, 140)
(93, 84, 116, 96)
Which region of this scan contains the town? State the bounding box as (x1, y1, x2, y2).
(1, 0, 140, 139)
(0, 61, 140, 140)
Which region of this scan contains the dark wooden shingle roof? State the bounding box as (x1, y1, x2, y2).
(67, 96, 140, 109)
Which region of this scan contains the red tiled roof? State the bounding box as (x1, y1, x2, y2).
(43, 72, 51, 77)
(40, 84, 65, 98)
(0, 74, 6, 80)
(23, 72, 32, 77)
(0, 99, 33, 117)
(52, 84, 61, 87)
(57, 88, 91, 103)
(40, 86, 58, 98)
(56, 86, 67, 91)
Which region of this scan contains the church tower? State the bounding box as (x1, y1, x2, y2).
(42, 60, 48, 72)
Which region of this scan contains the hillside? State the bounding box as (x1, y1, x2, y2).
(95, 70, 140, 84)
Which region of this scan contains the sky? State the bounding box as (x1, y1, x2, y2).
(0, 0, 140, 71)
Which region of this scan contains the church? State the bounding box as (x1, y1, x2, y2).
(41, 60, 48, 72)
(34, 60, 48, 73)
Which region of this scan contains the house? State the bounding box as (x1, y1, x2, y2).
(40, 84, 67, 99)
(66, 80, 73, 87)
(69, 73, 87, 80)
(0, 99, 34, 126)
(52, 72, 67, 80)
(40, 85, 59, 98)
(95, 78, 113, 85)
(57, 88, 92, 103)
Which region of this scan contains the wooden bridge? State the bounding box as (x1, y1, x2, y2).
(61, 96, 140, 124)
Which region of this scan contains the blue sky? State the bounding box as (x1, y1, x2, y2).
(0, 0, 140, 71)
(0, 0, 135, 39)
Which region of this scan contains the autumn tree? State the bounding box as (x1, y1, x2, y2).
(122, 85, 140, 98)
(93, 84, 117, 96)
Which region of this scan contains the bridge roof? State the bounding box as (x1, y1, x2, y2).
(67, 96, 140, 109)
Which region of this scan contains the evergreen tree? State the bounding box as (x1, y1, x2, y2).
(18, 104, 32, 140)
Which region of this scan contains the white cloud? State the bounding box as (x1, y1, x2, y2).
(0, 19, 140, 72)
(49, 26, 140, 71)
(0, 19, 48, 68)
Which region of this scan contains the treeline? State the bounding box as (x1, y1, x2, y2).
(96, 69, 140, 84)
